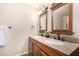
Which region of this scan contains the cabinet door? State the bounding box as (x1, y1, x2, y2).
(32, 44, 48, 56)
(32, 44, 40, 56)
(40, 50, 48, 56)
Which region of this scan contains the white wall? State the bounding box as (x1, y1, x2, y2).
(73, 3, 79, 38)
(47, 9, 52, 31)
(0, 3, 38, 56)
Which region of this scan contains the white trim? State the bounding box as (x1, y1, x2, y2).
(16, 51, 28, 56)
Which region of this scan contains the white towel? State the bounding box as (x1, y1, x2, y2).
(0, 26, 8, 46)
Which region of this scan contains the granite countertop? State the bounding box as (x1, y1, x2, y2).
(30, 35, 79, 55)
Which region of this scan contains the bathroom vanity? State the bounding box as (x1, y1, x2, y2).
(28, 36, 79, 56)
(29, 3, 79, 56)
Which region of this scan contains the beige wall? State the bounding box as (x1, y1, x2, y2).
(0, 3, 38, 56)
(73, 3, 79, 38)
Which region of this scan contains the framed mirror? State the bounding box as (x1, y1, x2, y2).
(51, 3, 73, 35)
(39, 11, 47, 32)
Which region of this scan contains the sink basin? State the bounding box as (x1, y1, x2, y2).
(45, 38, 64, 45)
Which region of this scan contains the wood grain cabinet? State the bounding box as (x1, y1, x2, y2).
(29, 38, 48, 56)
(28, 37, 79, 56)
(28, 37, 66, 56)
(32, 44, 48, 56)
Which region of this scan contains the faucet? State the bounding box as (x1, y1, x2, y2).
(56, 33, 61, 40)
(53, 33, 64, 41)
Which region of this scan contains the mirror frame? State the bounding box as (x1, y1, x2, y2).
(39, 11, 47, 32)
(51, 3, 73, 35)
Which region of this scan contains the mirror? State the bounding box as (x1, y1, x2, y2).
(53, 4, 69, 30)
(39, 11, 47, 32)
(51, 3, 73, 35)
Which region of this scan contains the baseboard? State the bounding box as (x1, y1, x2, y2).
(16, 51, 28, 56)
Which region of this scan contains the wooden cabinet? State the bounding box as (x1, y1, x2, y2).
(28, 37, 66, 56)
(32, 44, 40, 56)
(32, 44, 48, 56)
(40, 50, 48, 56)
(29, 39, 48, 56)
(28, 37, 79, 56)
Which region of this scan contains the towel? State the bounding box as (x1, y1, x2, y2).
(0, 26, 8, 46)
